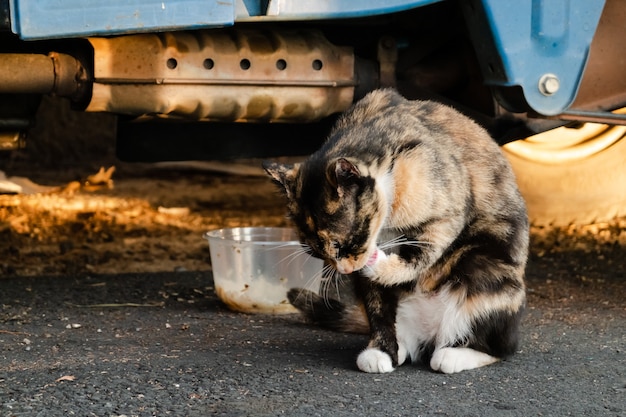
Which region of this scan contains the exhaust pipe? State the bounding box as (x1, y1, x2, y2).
(0, 52, 88, 100)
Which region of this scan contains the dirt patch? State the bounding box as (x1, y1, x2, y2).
(0, 168, 290, 276)
(0, 96, 301, 276)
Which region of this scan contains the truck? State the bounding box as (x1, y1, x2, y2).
(1, 0, 625, 225)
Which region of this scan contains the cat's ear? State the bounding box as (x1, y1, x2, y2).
(335, 158, 361, 183)
(262, 161, 300, 199)
(328, 158, 361, 198)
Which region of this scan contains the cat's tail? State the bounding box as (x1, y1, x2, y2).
(287, 288, 370, 334)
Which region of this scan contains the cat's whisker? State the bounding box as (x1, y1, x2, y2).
(306, 266, 326, 293)
(265, 242, 313, 256)
(378, 235, 432, 251)
(378, 235, 406, 245)
(320, 280, 331, 309)
(290, 262, 325, 301)
(272, 244, 314, 268)
(288, 286, 315, 308)
(333, 271, 342, 301)
(377, 235, 408, 250)
(390, 241, 431, 248)
(277, 248, 306, 263)
(319, 264, 340, 309)
(320, 271, 333, 308)
(288, 262, 334, 310)
(263, 242, 304, 252)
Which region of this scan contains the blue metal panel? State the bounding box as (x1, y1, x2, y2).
(263, 0, 442, 20)
(466, 0, 605, 116)
(10, 0, 440, 39)
(9, 0, 235, 40)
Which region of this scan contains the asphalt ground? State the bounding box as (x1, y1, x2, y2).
(1, 243, 624, 417)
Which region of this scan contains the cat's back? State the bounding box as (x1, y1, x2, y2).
(401, 93, 526, 217)
(329, 89, 507, 167)
(318, 89, 525, 219)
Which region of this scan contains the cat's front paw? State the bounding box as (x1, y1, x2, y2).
(430, 347, 500, 374)
(360, 252, 416, 286)
(356, 348, 395, 373)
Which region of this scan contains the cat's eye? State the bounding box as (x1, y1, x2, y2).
(331, 241, 342, 257)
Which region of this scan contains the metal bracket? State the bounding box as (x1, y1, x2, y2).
(463, 0, 606, 116)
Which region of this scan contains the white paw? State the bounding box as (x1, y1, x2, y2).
(356, 348, 395, 373)
(430, 347, 499, 374)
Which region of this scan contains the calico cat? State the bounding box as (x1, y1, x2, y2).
(263, 89, 528, 374)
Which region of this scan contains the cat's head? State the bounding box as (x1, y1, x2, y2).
(263, 157, 387, 274)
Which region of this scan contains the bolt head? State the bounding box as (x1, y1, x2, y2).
(539, 74, 560, 96)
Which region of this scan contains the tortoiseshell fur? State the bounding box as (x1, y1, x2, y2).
(264, 89, 528, 374)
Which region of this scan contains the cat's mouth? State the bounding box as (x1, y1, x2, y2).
(333, 249, 377, 274)
(334, 257, 367, 275)
(334, 260, 357, 275)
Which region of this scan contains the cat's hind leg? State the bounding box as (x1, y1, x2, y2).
(430, 347, 499, 374)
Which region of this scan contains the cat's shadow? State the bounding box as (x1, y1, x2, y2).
(282, 319, 437, 374)
(282, 320, 368, 371)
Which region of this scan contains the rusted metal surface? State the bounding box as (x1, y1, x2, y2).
(571, 0, 626, 113)
(0, 53, 88, 98)
(0, 54, 55, 93)
(48, 52, 89, 99)
(87, 30, 356, 122)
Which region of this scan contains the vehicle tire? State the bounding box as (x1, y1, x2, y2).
(502, 115, 626, 226)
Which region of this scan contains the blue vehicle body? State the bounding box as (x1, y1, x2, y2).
(9, 1, 444, 39)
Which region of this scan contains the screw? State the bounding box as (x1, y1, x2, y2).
(539, 74, 560, 96)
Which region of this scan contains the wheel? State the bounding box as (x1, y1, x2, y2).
(502, 109, 626, 226)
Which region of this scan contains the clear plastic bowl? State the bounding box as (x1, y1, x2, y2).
(204, 227, 323, 314)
